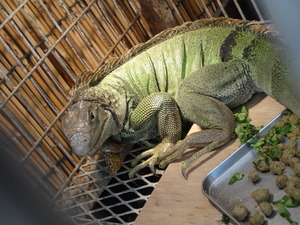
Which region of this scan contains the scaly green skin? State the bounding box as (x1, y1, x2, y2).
(62, 18, 299, 179)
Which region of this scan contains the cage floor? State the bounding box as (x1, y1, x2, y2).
(57, 146, 164, 225)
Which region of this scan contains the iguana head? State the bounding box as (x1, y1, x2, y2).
(62, 100, 120, 156)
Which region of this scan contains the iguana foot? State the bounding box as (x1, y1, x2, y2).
(129, 128, 233, 179)
(160, 129, 234, 179)
(129, 142, 175, 178)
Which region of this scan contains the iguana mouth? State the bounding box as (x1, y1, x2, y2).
(69, 133, 91, 156)
(69, 129, 106, 156)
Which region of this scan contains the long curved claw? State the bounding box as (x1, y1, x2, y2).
(181, 167, 189, 180)
(149, 160, 157, 175)
(181, 160, 190, 180)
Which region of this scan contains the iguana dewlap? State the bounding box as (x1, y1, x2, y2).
(62, 17, 299, 179)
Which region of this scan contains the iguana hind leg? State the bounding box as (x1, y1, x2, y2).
(159, 60, 254, 178)
(159, 94, 235, 178)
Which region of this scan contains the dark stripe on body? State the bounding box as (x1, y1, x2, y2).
(146, 52, 161, 92)
(243, 38, 259, 60)
(219, 28, 240, 62)
(199, 40, 205, 67)
(181, 40, 187, 79)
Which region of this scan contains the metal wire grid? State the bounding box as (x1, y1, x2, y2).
(56, 146, 164, 225)
(0, 0, 271, 225)
(0, 0, 147, 196)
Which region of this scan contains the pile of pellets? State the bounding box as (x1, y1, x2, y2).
(232, 110, 300, 224)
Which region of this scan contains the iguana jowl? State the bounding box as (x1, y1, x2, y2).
(62, 17, 300, 179)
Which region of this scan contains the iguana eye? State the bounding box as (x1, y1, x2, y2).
(90, 111, 95, 120)
(89, 108, 97, 121)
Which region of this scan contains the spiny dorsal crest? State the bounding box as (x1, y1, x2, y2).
(74, 17, 278, 90)
(74, 71, 94, 89)
(74, 69, 109, 91)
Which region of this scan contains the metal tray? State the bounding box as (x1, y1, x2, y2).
(202, 113, 300, 225)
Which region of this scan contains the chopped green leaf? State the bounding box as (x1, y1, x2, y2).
(249, 137, 256, 143)
(283, 109, 293, 115)
(234, 106, 262, 144)
(273, 195, 300, 207)
(273, 196, 299, 225)
(217, 214, 230, 224)
(253, 156, 269, 166)
(276, 203, 298, 225)
(266, 145, 280, 158)
(237, 112, 247, 122)
(234, 106, 249, 123)
(228, 172, 244, 185)
(269, 133, 278, 144)
(293, 120, 300, 127)
(279, 124, 292, 135)
(277, 203, 291, 220)
(277, 202, 290, 216)
(251, 137, 265, 149)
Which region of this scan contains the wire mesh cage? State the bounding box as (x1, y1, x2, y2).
(0, 0, 272, 224)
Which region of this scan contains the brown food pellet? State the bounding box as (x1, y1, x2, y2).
(275, 174, 289, 189)
(248, 171, 260, 183)
(251, 188, 270, 204)
(259, 201, 273, 217)
(232, 204, 249, 222)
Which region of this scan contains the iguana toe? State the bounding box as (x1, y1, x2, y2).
(130, 149, 154, 167)
(181, 167, 189, 180)
(129, 142, 175, 178)
(149, 160, 157, 175)
(158, 140, 186, 168)
(181, 159, 193, 180)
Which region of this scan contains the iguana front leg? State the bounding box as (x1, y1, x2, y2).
(128, 92, 182, 178)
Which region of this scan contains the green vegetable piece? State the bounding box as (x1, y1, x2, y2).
(277, 203, 290, 220)
(279, 124, 292, 135)
(234, 106, 249, 123)
(228, 173, 244, 185)
(276, 203, 298, 225)
(273, 196, 299, 225)
(273, 195, 300, 207)
(251, 137, 265, 149)
(234, 106, 262, 144)
(253, 156, 269, 166)
(217, 214, 230, 224)
(266, 145, 280, 159)
(282, 109, 292, 115)
(293, 120, 300, 127)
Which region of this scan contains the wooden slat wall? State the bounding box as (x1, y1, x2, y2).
(0, 0, 223, 193)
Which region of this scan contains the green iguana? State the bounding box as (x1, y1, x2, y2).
(62, 17, 299, 179)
